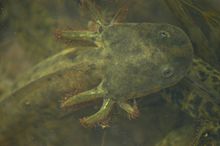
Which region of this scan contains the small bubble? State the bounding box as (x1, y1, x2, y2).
(24, 100, 31, 108)
(159, 31, 170, 39)
(203, 132, 209, 137)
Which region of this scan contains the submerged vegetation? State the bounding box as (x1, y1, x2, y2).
(165, 0, 220, 69)
(0, 0, 220, 146)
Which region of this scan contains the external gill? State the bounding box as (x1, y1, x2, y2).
(80, 0, 129, 27)
(55, 0, 129, 48)
(79, 0, 107, 28)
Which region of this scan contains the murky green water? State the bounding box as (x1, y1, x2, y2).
(0, 0, 220, 146)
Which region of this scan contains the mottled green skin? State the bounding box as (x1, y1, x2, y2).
(156, 124, 220, 146)
(9, 47, 102, 94)
(159, 0, 220, 145)
(0, 22, 193, 135)
(100, 23, 193, 99)
(188, 58, 220, 99)
(163, 58, 220, 120)
(15, 23, 193, 100)
(162, 58, 220, 144)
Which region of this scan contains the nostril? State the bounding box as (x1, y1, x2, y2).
(162, 67, 174, 78)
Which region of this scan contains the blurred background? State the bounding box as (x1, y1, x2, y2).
(0, 0, 219, 145)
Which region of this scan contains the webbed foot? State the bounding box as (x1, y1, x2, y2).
(80, 98, 115, 127)
(118, 100, 140, 120)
